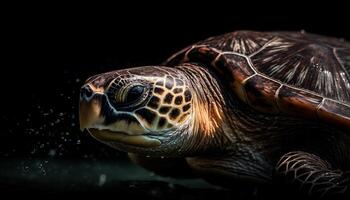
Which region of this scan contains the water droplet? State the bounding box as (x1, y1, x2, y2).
(98, 174, 107, 186)
(48, 149, 56, 156)
(77, 140, 81, 145)
(23, 166, 30, 173)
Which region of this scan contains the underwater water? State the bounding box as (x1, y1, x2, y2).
(2, 9, 349, 199)
(0, 57, 244, 199)
(0, 28, 237, 199)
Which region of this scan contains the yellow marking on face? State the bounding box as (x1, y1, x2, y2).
(113, 120, 128, 132)
(128, 122, 145, 135)
(109, 120, 147, 135)
(88, 128, 160, 147)
(146, 78, 192, 130)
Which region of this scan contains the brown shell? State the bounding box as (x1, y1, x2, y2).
(165, 31, 350, 130)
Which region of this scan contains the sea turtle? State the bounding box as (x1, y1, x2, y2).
(79, 31, 350, 197)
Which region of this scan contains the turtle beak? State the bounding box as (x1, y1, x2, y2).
(79, 85, 104, 131)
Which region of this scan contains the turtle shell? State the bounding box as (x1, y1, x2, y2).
(165, 31, 350, 130)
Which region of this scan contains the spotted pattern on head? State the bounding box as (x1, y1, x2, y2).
(134, 75, 192, 131)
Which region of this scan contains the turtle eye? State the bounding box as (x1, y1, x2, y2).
(126, 85, 145, 103)
(112, 84, 147, 107)
(115, 85, 145, 105)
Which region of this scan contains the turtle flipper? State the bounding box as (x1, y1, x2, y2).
(128, 153, 196, 178)
(276, 151, 349, 197)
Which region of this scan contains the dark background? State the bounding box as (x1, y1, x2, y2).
(1, 3, 349, 199)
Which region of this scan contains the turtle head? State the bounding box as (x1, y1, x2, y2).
(79, 66, 194, 156)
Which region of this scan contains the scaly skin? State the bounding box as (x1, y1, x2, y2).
(79, 63, 350, 197)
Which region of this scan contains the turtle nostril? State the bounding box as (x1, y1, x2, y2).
(80, 85, 94, 100)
